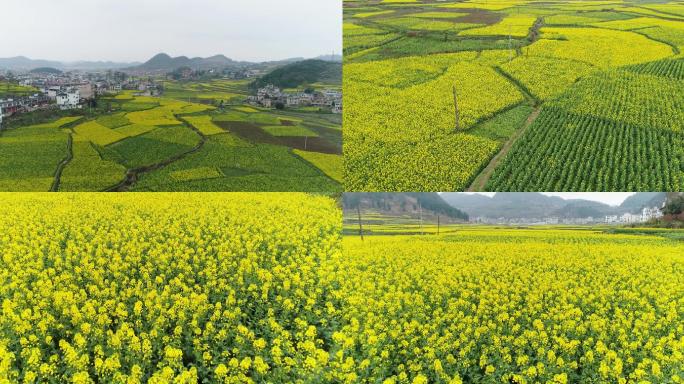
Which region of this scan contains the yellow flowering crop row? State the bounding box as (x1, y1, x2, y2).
(0, 193, 340, 383)
(530, 27, 672, 68)
(125, 100, 213, 127)
(499, 55, 596, 101)
(72, 121, 127, 147)
(337, 229, 684, 383)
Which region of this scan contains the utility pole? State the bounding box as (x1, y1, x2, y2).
(419, 201, 423, 235)
(437, 215, 440, 235)
(453, 85, 460, 131)
(357, 206, 364, 241)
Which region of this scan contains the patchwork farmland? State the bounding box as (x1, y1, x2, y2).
(0, 79, 342, 192)
(344, 0, 684, 191)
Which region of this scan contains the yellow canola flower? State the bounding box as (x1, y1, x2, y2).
(336, 228, 684, 383)
(0, 192, 340, 383)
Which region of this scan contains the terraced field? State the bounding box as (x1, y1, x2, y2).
(0, 79, 342, 191)
(344, 0, 684, 191)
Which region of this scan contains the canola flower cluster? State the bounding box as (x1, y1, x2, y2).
(529, 28, 672, 68)
(344, 52, 523, 191)
(335, 229, 684, 383)
(0, 193, 340, 383)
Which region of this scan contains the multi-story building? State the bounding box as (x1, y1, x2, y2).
(44, 86, 61, 100)
(0, 99, 22, 116)
(605, 215, 619, 224)
(56, 89, 81, 110)
(641, 206, 663, 222)
(75, 83, 94, 100)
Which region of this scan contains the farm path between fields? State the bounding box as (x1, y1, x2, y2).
(50, 133, 74, 191)
(467, 106, 541, 192)
(105, 115, 208, 191)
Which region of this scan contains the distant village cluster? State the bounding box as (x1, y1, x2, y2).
(248, 84, 342, 114)
(0, 70, 161, 124)
(472, 206, 664, 225)
(1, 70, 343, 126)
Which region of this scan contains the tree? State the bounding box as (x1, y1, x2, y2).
(662, 194, 684, 215)
(274, 102, 285, 110)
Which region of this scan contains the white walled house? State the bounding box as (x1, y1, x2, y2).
(56, 89, 81, 110)
(605, 215, 619, 224)
(641, 207, 663, 221)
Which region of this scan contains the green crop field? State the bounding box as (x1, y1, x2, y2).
(0, 79, 341, 192)
(0, 81, 38, 98)
(344, 0, 684, 191)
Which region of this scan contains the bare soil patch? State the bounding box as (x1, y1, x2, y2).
(216, 121, 340, 154)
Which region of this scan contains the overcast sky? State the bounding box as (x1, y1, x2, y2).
(0, 0, 341, 63)
(462, 193, 637, 206)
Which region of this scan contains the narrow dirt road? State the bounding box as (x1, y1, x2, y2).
(467, 107, 541, 191)
(105, 117, 207, 192)
(50, 134, 73, 192)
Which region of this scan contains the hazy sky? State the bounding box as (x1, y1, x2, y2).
(462, 193, 637, 206)
(0, 0, 342, 62)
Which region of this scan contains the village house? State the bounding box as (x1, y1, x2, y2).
(56, 88, 81, 110)
(24, 94, 51, 111)
(44, 86, 61, 100)
(286, 92, 314, 107)
(641, 206, 663, 221)
(75, 83, 94, 100)
(258, 84, 282, 100)
(135, 80, 161, 96)
(332, 99, 342, 114)
(0, 99, 23, 117)
(604, 215, 619, 224)
(249, 84, 342, 113)
(620, 212, 643, 223)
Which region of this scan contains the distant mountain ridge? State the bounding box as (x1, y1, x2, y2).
(343, 193, 469, 221)
(131, 53, 242, 71)
(441, 193, 667, 219)
(29, 67, 62, 74)
(0, 52, 340, 71)
(0, 56, 138, 70)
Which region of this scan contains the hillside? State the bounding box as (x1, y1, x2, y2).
(620, 192, 666, 213)
(442, 193, 568, 219)
(343, 193, 468, 221)
(0, 56, 62, 70)
(131, 53, 240, 71)
(250, 60, 342, 89)
(29, 67, 62, 74)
